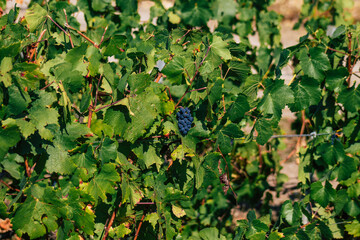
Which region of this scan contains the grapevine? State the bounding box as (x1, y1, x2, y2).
(0, 0, 359, 239)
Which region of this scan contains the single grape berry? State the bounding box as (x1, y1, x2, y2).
(177, 107, 194, 135)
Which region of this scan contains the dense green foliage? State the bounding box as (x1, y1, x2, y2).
(0, 0, 359, 239)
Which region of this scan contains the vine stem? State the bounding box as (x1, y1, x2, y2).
(189, 87, 207, 92)
(134, 214, 145, 240)
(40, 80, 54, 90)
(103, 202, 122, 240)
(47, 15, 69, 37)
(29, 29, 47, 61)
(87, 80, 93, 128)
(65, 23, 99, 48)
(174, 45, 211, 109)
(176, 29, 191, 43)
(63, 9, 74, 48)
(24, 158, 31, 178)
(0, 180, 20, 192)
(94, 98, 124, 112)
(347, 32, 353, 87)
(217, 147, 238, 199)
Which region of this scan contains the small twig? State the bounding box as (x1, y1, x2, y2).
(327, 47, 347, 55)
(87, 81, 94, 128)
(218, 95, 226, 120)
(24, 158, 31, 178)
(0, 180, 20, 192)
(134, 214, 145, 240)
(99, 25, 108, 48)
(154, 73, 163, 83)
(63, 9, 74, 48)
(176, 29, 191, 43)
(47, 15, 69, 36)
(94, 98, 124, 112)
(29, 29, 47, 61)
(189, 87, 207, 92)
(217, 147, 238, 199)
(223, 67, 230, 80)
(66, 23, 99, 48)
(347, 32, 353, 87)
(40, 80, 54, 90)
(145, 31, 155, 41)
(137, 202, 155, 205)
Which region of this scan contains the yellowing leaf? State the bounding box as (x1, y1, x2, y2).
(172, 205, 186, 218)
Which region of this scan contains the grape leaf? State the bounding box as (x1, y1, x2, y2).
(211, 35, 232, 60)
(258, 80, 294, 120)
(24, 4, 47, 32)
(255, 118, 273, 145)
(83, 163, 120, 204)
(289, 76, 321, 111)
(310, 181, 336, 208)
(299, 47, 331, 81)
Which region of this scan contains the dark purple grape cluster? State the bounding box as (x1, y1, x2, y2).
(176, 107, 193, 135)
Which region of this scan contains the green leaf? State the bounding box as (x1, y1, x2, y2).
(46, 146, 75, 174)
(310, 181, 336, 208)
(128, 72, 151, 94)
(325, 67, 348, 92)
(336, 156, 357, 181)
(24, 3, 47, 32)
(211, 35, 232, 60)
(12, 198, 47, 238)
(345, 220, 360, 237)
(299, 47, 331, 81)
(83, 163, 120, 204)
(344, 200, 360, 217)
(281, 200, 301, 226)
(92, 0, 112, 12)
(86, 46, 102, 77)
(226, 60, 250, 82)
(289, 76, 321, 112)
(228, 94, 250, 123)
(143, 145, 163, 171)
(258, 80, 294, 120)
(255, 118, 273, 145)
(122, 88, 159, 143)
(222, 123, 244, 138)
(338, 86, 360, 112)
(199, 227, 226, 240)
(216, 131, 232, 154)
(0, 57, 12, 73)
(103, 35, 127, 56)
(0, 125, 21, 160)
(317, 141, 346, 166)
(212, 0, 238, 23)
(161, 56, 185, 84)
(67, 188, 95, 235)
(208, 79, 223, 106)
(104, 105, 129, 136)
(7, 85, 31, 116)
(181, 2, 212, 27)
(2, 118, 36, 139)
(2, 154, 23, 180)
(113, 224, 131, 238)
